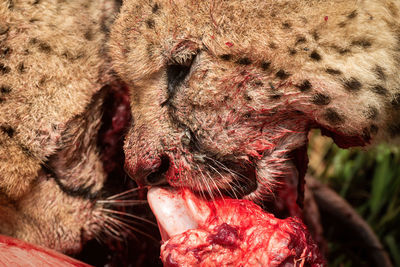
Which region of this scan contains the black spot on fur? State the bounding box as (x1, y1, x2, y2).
(0, 85, 11, 94)
(146, 43, 155, 57)
(371, 85, 388, 96)
(0, 125, 14, 138)
(39, 76, 47, 86)
(17, 62, 25, 74)
(146, 18, 155, 29)
(0, 25, 9, 35)
(260, 61, 271, 71)
(338, 48, 351, 55)
(325, 68, 342, 75)
(0, 63, 10, 74)
(0, 97, 4, 103)
(289, 48, 297, 55)
(374, 66, 386, 80)
(236, 57, 252, 65)
(84, 28, 93, 41)
(347, 10, 358, 19)
(295, 36, 307, 45)
(244, 93, 252, 101)
(392, 93, 400, 108)
(270, 94, 282, 100)
(330, 45, 349, 55)
(29, 38, 38, 45)
(1, 47, 11, 58)
(38, 42, 52, 53)
(343, 78, 362, 92)
(362, 127, 371, 141)
(33, 0, 40, 4)
(276, 69, 291, 80)
(312, 30, 320, 41)
(269, 42, 277, 49)
(220, 54, 232, 61)
(254, 80, 263, 86)
(62, 50, 84, 61)
(351, 39, 372, 48)
(282, 22, 291, 29)
(364, 106, 379, 120)
(323, 108, 345, 125)
(100, 16, 110, 34)
(370, 124, 379, 135)
(296, 80, 312, 92)
(7, 0, 14, 9)
(338, 21, 347, 28)
(152, 3, 160, 13)
(310, 51, 322, 61)
(312, 93, 331, 105)
(388, 122, 400, 137)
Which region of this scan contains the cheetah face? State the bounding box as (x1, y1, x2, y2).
(123, 48, 311, 200)
(111, 0, 400, 200)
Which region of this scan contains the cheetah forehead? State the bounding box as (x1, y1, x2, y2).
(110, 0, 400, 146)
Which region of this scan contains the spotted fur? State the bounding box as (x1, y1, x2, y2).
(2, 0, 400, 257)
(109, 0, 400, 201)
(0, 0, 118, 254)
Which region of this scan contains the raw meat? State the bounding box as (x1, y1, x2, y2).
(148, 187, 325, 266)
(0, 235, 89, 267)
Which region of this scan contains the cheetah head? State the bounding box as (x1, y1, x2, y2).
(110, 0, 400, 201)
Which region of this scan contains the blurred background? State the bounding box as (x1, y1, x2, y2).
(308, 130, 400, 267)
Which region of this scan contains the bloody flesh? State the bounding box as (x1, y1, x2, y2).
(149, 188, 325, 266)
(0, 235, 90, 267)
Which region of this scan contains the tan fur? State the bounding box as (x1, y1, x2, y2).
(2, 0, 400, 256)
(0, 0, 117, 253)
(109, 0, 400, 199)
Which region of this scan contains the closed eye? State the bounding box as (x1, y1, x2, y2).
(162, 58, 194, 107)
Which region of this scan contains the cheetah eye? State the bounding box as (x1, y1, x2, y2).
(167, 64, 191, 94)
(162, 54, 196, 107)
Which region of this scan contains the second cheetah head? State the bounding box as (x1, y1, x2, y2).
(110, 0, 400, 201)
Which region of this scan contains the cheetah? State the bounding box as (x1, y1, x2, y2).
(0, 0, 120, 254)
(110, 0, 400, 202)
(1, 0, 400, 262)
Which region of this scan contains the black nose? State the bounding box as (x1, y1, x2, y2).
(144, 154, 170, 186)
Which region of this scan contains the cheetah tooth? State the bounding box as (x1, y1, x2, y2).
(148, 187, 211, 241)
(148, 187, 197, 241)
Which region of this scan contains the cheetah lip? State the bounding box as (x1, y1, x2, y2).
(163, 145, 308, 203)
(165, 156, 259, 199)
(229, 151, 305, 202)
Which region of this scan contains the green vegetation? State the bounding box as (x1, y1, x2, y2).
(308, 131, 400, 266)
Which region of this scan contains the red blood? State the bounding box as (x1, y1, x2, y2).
(208, 223, 239, 248)
(0, 235, 90, 267)
(160, 190, 325, 266)
(165, 254, 179, 267)
(225, 42, 234, 47)
(324, 16, 328, 21)
(99, 82, 131, 173)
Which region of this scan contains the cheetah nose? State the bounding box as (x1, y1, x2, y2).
(126, 154, 170, 186)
